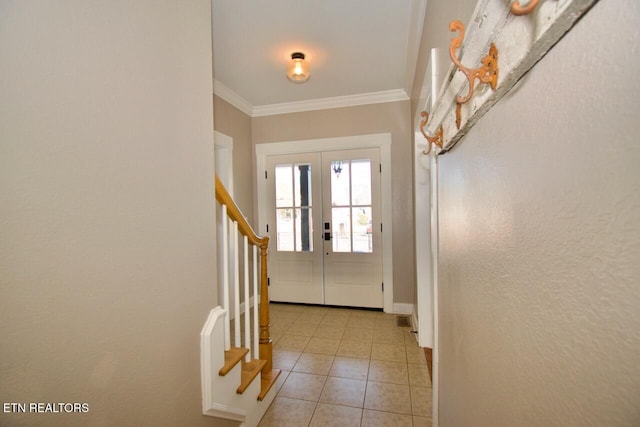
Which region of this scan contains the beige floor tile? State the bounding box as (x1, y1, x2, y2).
(305, 337, 341, 355)
(404, 330, 420, 347)
(342, 327, 374, 342)
(406, 344, 427, 365)
(413, 415, 433, 427)
(319, 376, 367, 408)
(279, 372, 327, 401)
(258, 396, 316, 427)
(410, 386, 432, 417)
(279, 304, 307, 313)
(408, 363, 431, 387)
(287, 321, 319, 336)
(309, 403, 362, 427)
(272, 350, 301, 371)
(298, 311, 328, 324)
(368, 360, 408, 385)
(273, 370, 290, 394)
(336, 340, 372, 359)
(314, 325, 345, 339)
(321, 315, 350, 327)
(360, 409, 413, 427)
(372, 327, 406, 345)
(374, 316, 397, 329)
(271, 312, 301, 326)
(329, 356, 370, 380)
(309, 403, 363, 427)
(363, 381, 412, 414)
(274, 334, 311, 352)
(347, 316, 376, 329)
(292, 353, 335, 375)
(371, 343, 406, 362)
(350, 310, 382, 319)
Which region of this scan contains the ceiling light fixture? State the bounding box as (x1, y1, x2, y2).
(287, 52, 310, 83)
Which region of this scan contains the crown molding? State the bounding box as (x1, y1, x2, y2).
(213, 79, 253, 116)
(251, 89, 409, 117)
(213, 81, 410, 118)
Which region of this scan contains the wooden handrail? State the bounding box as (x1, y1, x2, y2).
(214, 175, 274, 375)
(215, 176, 268, 248)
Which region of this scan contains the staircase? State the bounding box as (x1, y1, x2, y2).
(200, 176, 280, 426)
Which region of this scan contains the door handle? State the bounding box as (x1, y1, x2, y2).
(324, 232, 331, 241)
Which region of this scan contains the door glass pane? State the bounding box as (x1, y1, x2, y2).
(352, 207, 373, 253)
(330, 161, 350, 206)
(294, 164, 312, 207)
(332, 207, 351, 252)
(351, 160, 371, 206)
(275, 165, 293, 208)
(295, 208, 313, 251)
(275, 163, 313, 252)
(276, 208, 294, 251)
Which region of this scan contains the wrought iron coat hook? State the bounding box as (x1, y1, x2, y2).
(449, 20, 499, 129)
(419, 111, 444, 155)
(511, 0, 540, 15)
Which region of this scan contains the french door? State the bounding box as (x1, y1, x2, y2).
(265, 148, 383, 308)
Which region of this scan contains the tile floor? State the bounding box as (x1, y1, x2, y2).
(258, 303, 432, 427)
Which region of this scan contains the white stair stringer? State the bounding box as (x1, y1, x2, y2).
(201, 306, 278, 427)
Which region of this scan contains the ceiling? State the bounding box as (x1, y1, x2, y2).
(211, 0, 427, 116)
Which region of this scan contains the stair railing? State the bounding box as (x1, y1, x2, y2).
(215, 176, 274, 373)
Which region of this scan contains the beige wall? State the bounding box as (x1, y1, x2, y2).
(0, 2, 235, 426)
(434, 1, 640, 426)
(214, 96, 254, 224)
(252, 101, 416, 304)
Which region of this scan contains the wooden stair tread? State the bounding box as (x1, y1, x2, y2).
(237, 359, 266, 394)
(219, 347, 249, 376)
(257, 369, 281, 401)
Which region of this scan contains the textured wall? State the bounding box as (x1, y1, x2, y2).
(437, 1, 640, 426)
(0, 1, 232, 426)
(252, 101, 416, 304)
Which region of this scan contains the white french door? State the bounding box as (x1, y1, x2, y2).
(265, 148, 383, 308)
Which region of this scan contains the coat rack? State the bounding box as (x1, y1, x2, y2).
(416, 0, 596, 153)
(449, 20, 499, 129)
(419, 111, 444, 154)
(511, 0, 540, 15)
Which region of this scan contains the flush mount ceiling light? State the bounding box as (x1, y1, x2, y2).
(287, 52, 310, 83)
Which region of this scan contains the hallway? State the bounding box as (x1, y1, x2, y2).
(258, 303, 432, 426)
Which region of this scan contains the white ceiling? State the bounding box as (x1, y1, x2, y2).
(211, 0, 426, 116)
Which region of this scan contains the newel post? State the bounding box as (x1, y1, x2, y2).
(258, 243, 273, 372)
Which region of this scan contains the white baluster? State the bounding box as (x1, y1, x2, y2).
(253, 245, 259, 360)
(222, 205, 230, 351)
(243, 235, 250, 361)
(233, 221, 240, 348)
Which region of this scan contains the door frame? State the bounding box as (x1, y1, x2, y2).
(256, 133, 394, 313)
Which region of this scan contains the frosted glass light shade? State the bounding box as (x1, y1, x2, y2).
(287, 52, 310, 83)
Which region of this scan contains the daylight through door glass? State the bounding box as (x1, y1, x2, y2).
(330, 159, 372, 253)
(275, 164, 313, 252)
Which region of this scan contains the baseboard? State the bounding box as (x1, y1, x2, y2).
(411, 311, 419, 339)
(392, 303, 414, 315)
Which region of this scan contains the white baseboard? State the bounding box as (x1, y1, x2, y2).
(392, 303, 414, 315)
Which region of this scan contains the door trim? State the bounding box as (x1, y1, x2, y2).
(256, 133, 393, 313)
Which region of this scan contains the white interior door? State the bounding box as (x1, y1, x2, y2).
(322, 149, 383, 308)
(266, 148, 382, 308)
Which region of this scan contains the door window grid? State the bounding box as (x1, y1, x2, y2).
(275, 164, 313, 252)
(330, 159, 373, 253)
